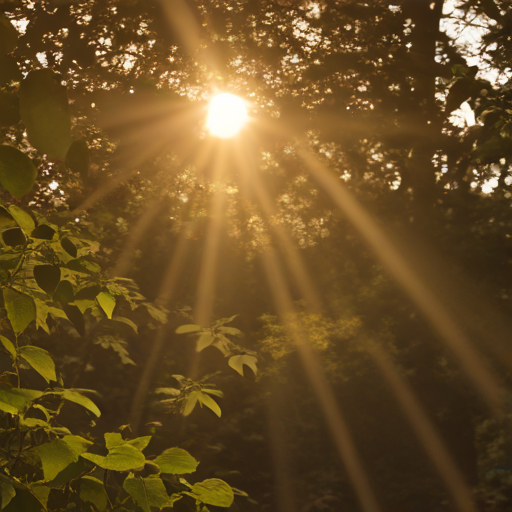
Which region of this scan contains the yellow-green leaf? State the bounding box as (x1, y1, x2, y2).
(96, 292, 116, 319)
(3, 288, 36, 334)
(153, 448, 198, 475)
(0, 335, 16, 359)
(18, 346, 56, 383)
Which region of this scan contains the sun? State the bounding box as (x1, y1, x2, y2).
(207, 93, 248, 138)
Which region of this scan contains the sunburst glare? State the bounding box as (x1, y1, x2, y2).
(207, 93, 248, 138)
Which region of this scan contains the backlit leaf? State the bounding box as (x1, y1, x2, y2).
(229, 355, 258, 377)
(175, 324, 202, 334)
(36, 439, 78, 481)
(197, 392, 222, 418)
(153, 447, 198, 475)
(62, 389, 101, 417)
(123, 474, 170, 512)
(96, 292, 116, 319)
(190, 479, 234, 508)
(19, 346, 56, 383)
(81, 444, 145, 471)
(3, 288, 36, 334)
(80, 476, 107, 512)
(1, 482, 15, 509)
(0, 145, 37, 198)
(0, 336, 16, 359)
(8, 205, 35, 234)
(196, 332, 215, 352)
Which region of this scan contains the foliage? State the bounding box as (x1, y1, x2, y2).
(0, 0, 511, 511)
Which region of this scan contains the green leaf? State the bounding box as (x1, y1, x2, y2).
(75, 285, 101, 300)
(191, 479, 234, 508)
(34, 298, 50, 334)
(126, 436, 151, 452)
(3, 288, 36, 334)
(28, 482, 50, 510)
(2, 488, 41, 512)
(62, 389, 101, 417)
(34, 265, 61, 296)
(66, 258, 101, 275)
(196, 332, 215, 352)
(123, 474, 170, 512)
(175, 324, 202, 334)
(36, 439, 78, 481)
(197, 392, 222, 417)
(229, 355, 258, 376)
(112, 317, 138, 333)
(8, 205, 35, 234)
(60, 237, 77, 258)
(81, 444, 145, 471)
(0, 55, 22, 87)
(219, 326, 241, 336)
(19, 418, 49, 429)
(66, 139, 89, 179)
(47, 458, 89, 488)
(104, 432, 124, 450)
(202, 388, 224, 397)
(183, 391, 200, 417)
(0, 92, 19, 127)
(19, 69, 72, 159)
(1, 482, 15, 510)
(2, 227, 26, 247)
(80, 476, 107, 512)
(0, 386, 42, 414)
(62, 435, 93, 456)
(153, 448, 198, 475)
(62, 304, 85, 336)
(0, 13, 18, 54)
(18, 346, 56, 383)
(30, 224, 55, 240)
(0, 336, 16, 359)
(74, 299, 95, 314)
(96, 292, 116, 319)
(53, 280, 74, 305)
(0, 145, 38, 198)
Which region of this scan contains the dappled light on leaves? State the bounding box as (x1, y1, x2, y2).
(1, 1, 512, 512)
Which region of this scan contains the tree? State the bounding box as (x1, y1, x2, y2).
(1, 0, 512, 511)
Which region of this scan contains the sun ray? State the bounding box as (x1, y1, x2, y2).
(299, 148, 503, 412)
(235, 135, 323, 313)
(369, 343, 477, 512)
(111, 197, 168, 278)
(129, 232, 190, 434)
(261, 246, 382, 512)
(193, 144, 228, 327)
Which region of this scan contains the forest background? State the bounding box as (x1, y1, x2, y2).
(0, 0, 512, 511)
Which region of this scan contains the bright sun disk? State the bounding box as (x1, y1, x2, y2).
(207, 93, 248, 138)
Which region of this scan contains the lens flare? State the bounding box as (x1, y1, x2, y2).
(207, 93, 248, 138)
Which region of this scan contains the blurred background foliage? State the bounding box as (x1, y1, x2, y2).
(1, 0, 512, 511)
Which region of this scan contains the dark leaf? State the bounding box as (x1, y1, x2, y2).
(2, 227, 26, 247)
(34, 265, 61, 296)
(0, 145, 38, 198)
(31, 224, 56, 240)
(19, 69, 72, 159)
(66, 139, 89, 179)
(53, 280, 74, 304)
(61, 237, 77, 257)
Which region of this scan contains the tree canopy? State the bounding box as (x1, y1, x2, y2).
(0, 0, 512, 511)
